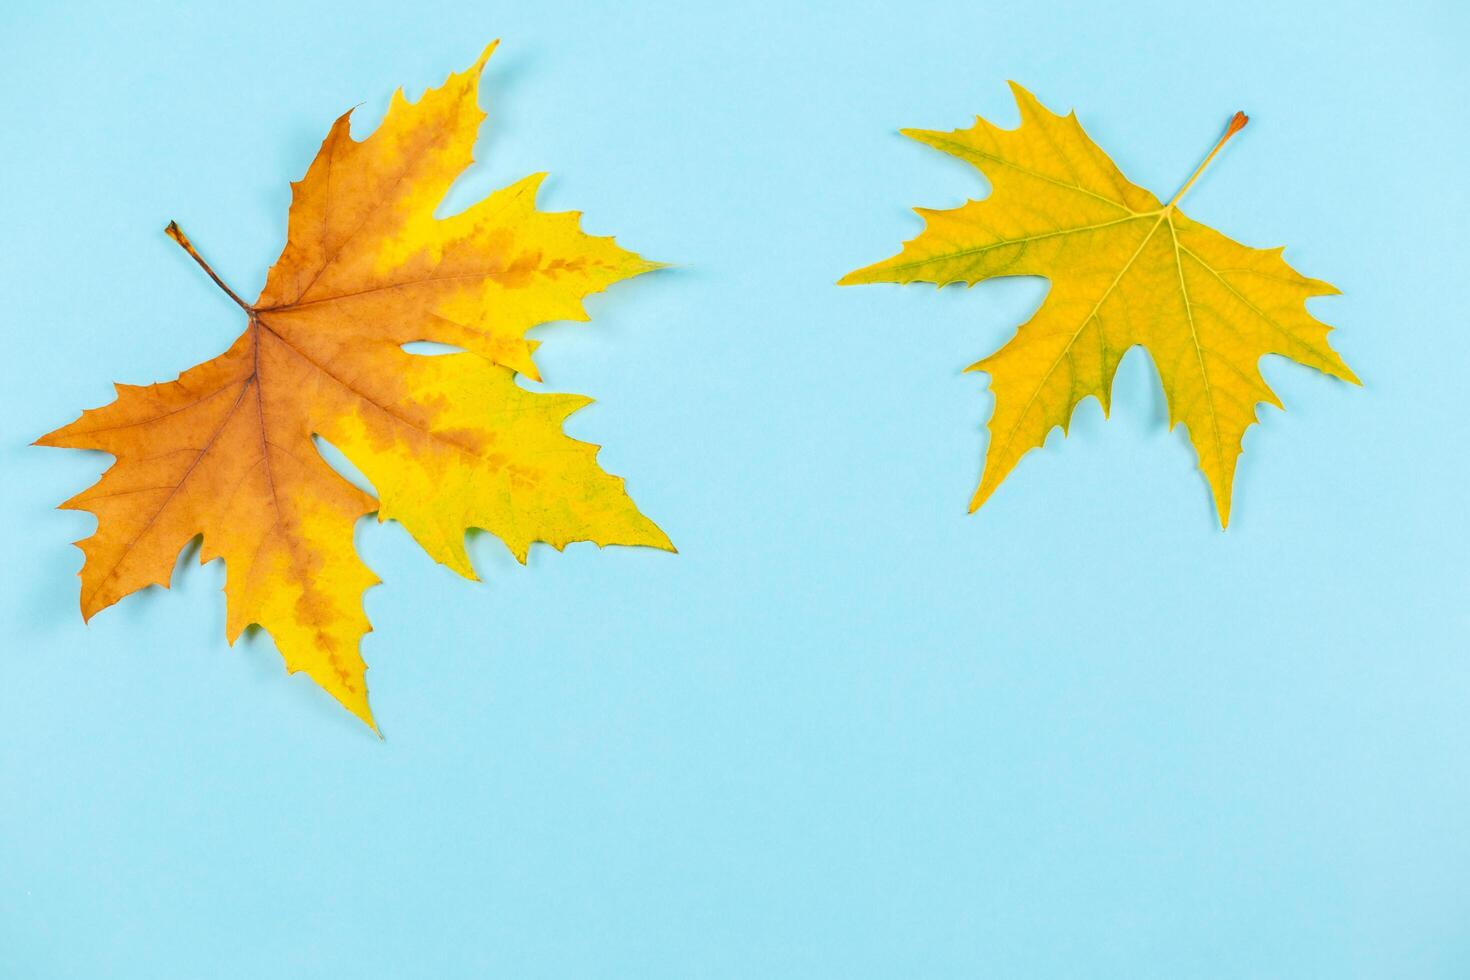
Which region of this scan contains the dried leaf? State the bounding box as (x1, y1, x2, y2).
(39, 44, 671, 728)
(842, 86, 1358, 525)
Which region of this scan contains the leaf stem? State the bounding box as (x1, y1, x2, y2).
(165, 221, 253, 312)
(1166, 111, 1248, 209)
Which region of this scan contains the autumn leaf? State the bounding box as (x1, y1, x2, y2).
(37, 43, 672, 729)
(841, 85, 1358, 526)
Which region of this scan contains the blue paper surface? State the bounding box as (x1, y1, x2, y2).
(1, 0, 1466, 975)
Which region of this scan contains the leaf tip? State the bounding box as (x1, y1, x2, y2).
(352, 701, 381, 734)
(645, 522, 678, 554)
(968, 479, 994, 514)
(1213, 488, 1234, 530)
(471, 38, 501, 75)
(1005, 80, 1040, 112)
(633, 258, 673, 277)
(899, 127, 946, 148)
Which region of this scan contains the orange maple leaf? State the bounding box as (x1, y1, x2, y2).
(38, 43, 673, 729)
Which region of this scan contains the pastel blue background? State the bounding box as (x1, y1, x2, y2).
(2, 0, 1466, 975)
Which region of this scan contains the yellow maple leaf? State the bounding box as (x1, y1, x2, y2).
(841, 85, 1359, 526)
(37, 43, 672, 729)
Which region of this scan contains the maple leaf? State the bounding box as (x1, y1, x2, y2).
(37, 43, 672, 729)
(840, 85, 1358, 526)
